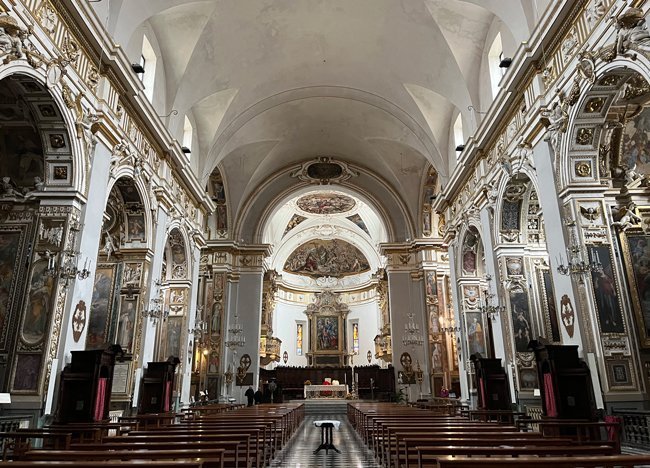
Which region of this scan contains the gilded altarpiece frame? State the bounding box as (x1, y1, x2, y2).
(619, 230, 650, 348)
(305, 290, 349, 367)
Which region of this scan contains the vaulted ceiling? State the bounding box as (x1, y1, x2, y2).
(94, 0, 547, 233)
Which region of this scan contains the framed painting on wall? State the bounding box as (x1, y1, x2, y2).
(11, 353, 42, 393)
(86, 265, 117, 349)
(620, 233, 650, 347)
(605, 358, 636, 391)
(315, 315, 339, 351)
(536, 267, 561, 342)
(588, 244, 625, 334)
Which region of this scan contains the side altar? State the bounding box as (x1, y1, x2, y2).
(305, 290, 349, 367)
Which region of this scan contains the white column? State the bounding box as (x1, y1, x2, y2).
(134, 205, 169, 407)
(179, 244, 201, 406)
(223, 269, 263, 404)
(45, 142, 113, 414)
(447, 243, 469, 403)
(532, 141, 584, 350)
(56, 142, 112, 362)
(388, 268, 431, 398)
(479, 207, 507, 361)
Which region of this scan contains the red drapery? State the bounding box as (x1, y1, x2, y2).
(543, 373, 557, 417)
(93, 377, 108, 421)
(163, 380, 172, 412)
(478, 377, 486, 408)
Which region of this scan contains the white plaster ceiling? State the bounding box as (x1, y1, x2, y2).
(99, 0, 539, 234)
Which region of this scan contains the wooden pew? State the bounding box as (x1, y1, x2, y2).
(2, 462, 207, 468)
(0, 431, 72, 460)
(21, 448, 225, 468)
(396, 434, 579, 468)
(415, 444, 617, 468)
(69, 438, 246, 467)
(434, 455, 650, 468)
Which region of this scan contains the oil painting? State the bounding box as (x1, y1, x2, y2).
(12, 353, 41, 392)
(86, 266, 116, 349)
(465, 312, 485, 355)
(509, 287, 533, 352)
(0, 230, 22, 348)
(127, 213, 146, 241)
(116, 297, 137, 353)
(589, 245, 625, 334)
(22, 259, 55, 345)
(620, 233, 650, 346)
(316, 316, 338, 351)
(284, 239, 370, 278)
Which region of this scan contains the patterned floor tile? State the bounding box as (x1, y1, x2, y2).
(269, 414, 381, 467)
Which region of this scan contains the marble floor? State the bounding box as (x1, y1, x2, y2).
(269, 414, 381, 467)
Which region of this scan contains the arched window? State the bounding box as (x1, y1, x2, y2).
(182, 115, 193, 158)
(488, 33, 504, 98)
(141, 35, 157, 102)
(453, 113, 464, 153)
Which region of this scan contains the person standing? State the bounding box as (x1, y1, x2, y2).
(245, 385, 254, 407)
(254, 387, 263, 405)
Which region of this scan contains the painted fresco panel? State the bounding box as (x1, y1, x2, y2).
(86, 265, 116, 349)
(589, 245, 625, 334)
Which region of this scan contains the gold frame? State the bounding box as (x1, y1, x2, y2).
(605, 357, 636, 391)
(535, 265, 561, 343)
(619, 231, 650, 348)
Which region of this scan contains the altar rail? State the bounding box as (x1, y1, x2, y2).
(260, 365, 395, 400)
(612, 410, 650, 448)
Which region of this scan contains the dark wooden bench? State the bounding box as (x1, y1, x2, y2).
(415, 444, 616, 468)
(0, 431, 72, 460)
(434, 455, 650, 468)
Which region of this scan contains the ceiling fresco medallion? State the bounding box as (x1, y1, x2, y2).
(284, 239, 370, 278)
(296, 193, 355, 215)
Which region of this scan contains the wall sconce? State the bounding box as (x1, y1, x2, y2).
(283, 351, 288, 364)
(367, 350, 372, 363)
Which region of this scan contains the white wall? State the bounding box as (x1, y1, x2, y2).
(272, 298, 380, 367)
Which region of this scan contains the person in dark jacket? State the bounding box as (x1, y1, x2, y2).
(254, 388, 263, 405)
(244, 385, 254, 407)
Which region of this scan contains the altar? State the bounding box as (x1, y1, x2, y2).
(304, 384, 349, 399)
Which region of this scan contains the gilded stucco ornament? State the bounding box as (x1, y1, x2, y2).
(616, 8, 650, 57)
(612, 203, 643, 231)
(0, 14, 27, 62)
(543, 99, 568, 158)
(586, 0, 607, 26)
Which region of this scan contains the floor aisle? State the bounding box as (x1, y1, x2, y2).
(269, 414, 381, 468)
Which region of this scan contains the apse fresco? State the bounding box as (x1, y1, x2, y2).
(283, 239, 370, 278)
(296, 193, 355, 214)
(622, 106, 650, 175)
(346, 214, 370, 235)
(283, 214, 307, 237)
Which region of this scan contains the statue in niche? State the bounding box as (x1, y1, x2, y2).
(616, 8, 650, 55)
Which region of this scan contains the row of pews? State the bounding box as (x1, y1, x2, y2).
(349, 402, 650, 468)
(0, 402, 304, 467)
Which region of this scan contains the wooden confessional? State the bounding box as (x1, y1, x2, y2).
(470, 354, 511, 410)
(138, 356, 180, 414)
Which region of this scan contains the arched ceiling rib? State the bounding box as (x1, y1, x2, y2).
(95, 0, 544, 241)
